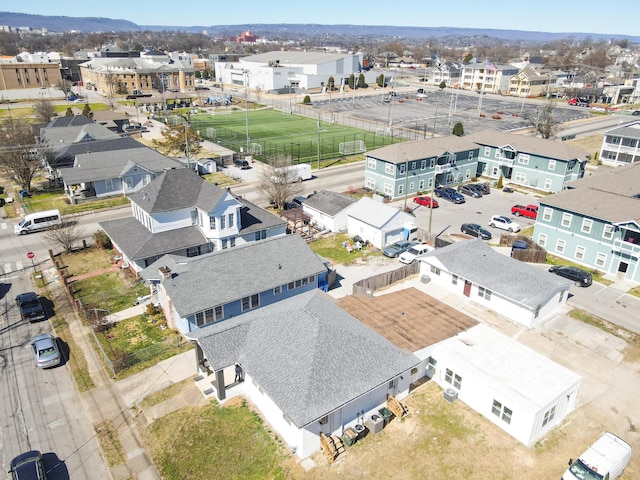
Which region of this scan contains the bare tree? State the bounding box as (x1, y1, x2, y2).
(259, 154, 302, 210)
(152, 123, 202, 157)
(33, 98, 57, 124)
(44, 221, 84, 253)
(0, 117, 43, 191)
(521, 100, 560, 139)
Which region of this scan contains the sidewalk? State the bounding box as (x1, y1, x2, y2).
(44, 259, 161, 480)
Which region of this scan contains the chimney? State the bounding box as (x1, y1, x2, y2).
(159, 266, 172, 279)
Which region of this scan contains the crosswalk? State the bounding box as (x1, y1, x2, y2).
(4, 261, 24, 274)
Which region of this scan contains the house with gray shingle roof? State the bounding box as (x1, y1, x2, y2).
(418, 239, 572, 327)
(347, 196, 416, 248)
(301, 190, 356, 232)
(534, 162, 640, 284)
(141, 234, 329, 334)
(60, 146, 183, 202)
(599, 120, 640, 167)
(185, 289, 420, 459)
(100, 168, 287, 272)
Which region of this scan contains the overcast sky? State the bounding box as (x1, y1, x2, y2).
(7, 2, 638, 37)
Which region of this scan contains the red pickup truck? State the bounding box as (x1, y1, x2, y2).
(511, 204, 538, 219)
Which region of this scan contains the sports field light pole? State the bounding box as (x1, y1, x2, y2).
(244, 70, 250, 153)
(178, 112, 191, 170)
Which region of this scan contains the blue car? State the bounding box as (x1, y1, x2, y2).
(434, 187, 465, 204)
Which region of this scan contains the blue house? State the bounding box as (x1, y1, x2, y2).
(140, 233, 330, 334)
(364, 136, 479, 200)
(468, 130, 588, 193)
(533, 163, 640, 284)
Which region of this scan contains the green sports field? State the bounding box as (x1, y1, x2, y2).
(183, 108, 401, 165)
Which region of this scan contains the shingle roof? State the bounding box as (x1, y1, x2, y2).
(541, 162, 640, 224)
(128, 168, 224, 214)
(367, 136, 478, 164)
(421, 239, 571, 308)
(467, 129, 588, 161)
(60, 148, 182, 184)
(100, 217, 208, 261)
(186, 290, 420, 428)
(302, 190, 356, 217)
(49, 137, 145, 169)
(41, 122, 121, 151)
(140, 234, 327, 317)
(602, 120, 640, 140)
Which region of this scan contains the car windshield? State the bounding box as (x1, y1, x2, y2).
(568, 459, 604, 480)
(406, 248, 420, 255)
(38, 346, 56, 357)
(21, 298, 40, 308)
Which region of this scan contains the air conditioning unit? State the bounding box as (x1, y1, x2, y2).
(444, 388, 458, 403)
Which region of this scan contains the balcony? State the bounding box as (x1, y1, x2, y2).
(497, 158, 515, 167)
(612, 238, 640, 258)
(435, 163, 455, 173)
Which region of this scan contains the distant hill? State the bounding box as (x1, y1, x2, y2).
(1, 11, 638, 43)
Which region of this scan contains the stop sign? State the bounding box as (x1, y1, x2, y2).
(27, 251, 35, 259)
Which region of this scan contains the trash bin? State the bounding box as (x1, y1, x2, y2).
(342, 427, 358, 447)
(378, 407, 394, 426)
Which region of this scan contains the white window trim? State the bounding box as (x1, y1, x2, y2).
(581, 218, 593, 234)
(561, 212, 572, 228)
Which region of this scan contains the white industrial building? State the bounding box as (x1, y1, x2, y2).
(213, 50, 370, 93)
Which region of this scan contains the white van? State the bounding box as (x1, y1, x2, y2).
(563, 432, 632, 480)
(15, 209, 62, 235)
(276, 164, 312, 183)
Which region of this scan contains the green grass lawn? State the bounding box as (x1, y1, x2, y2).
(309, 232, 382, 265)
(70, 271, 148, 312)
(142, 401, 288, 480)
(186, 109, 401, 164)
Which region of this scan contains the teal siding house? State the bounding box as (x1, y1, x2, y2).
(364, 131, 589, 200)
(468, 130, 588, 193)
(364, 136, 479, 200)
(534, 164, 640, 283)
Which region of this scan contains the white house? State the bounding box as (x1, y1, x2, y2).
(302, 190, 356, 232)
(347, 196, 416, 248)
(338, 289, 581, 447)
(426, 324, 581, 446)
(186, 290, 420, 459)
(418, 239, 572, 328)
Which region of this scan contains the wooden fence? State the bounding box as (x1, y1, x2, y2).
(352, 262, 420, 296)
(498, 234, 547, 263)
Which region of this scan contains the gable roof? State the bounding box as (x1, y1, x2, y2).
(128, 168, 225, 214)
(186, 290, 420, 428)
(541, 162, 640, 224)
(40, 121, 121, 151)
(421, 239, 571, 308)
(468, 129, 588, 161)
(347, 197, 414, 229)
(60, 148, 183, 184)
(602, 120, 640, 140)
(302, 190, 356, 217)
(367, 136, 478, 165)
(49, 136, 145, 170)
(140, 234, 327, 317)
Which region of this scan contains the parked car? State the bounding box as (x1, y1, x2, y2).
(457, 184, 483, 198)
(632, 110, 640, 116)
(30, 333, 61, 369)
(16, 292, 46, 322)
(489, 215, 521, 232)
(434, 187, 465, 204)
(548, 265, 593, 287)
(292, 196, 307, 208)
(9, 450, 46, 480)
(125, 124, 148, 133)
(511, 204, 538, 219)
(461, 223, 492, 240)
(382, 240, 417, 258)
(413, 196, 439, 208)
(469, 182, 490, 194)
(399, 243, 434, 264)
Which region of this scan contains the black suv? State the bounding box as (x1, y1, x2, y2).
(548, 265, 593, 287)
(9, 450, 46, 480)
(16, 292, 46, 322)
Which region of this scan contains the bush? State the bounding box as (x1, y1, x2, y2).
(94, 230, 113, 250)
(302, 95, 311, 105)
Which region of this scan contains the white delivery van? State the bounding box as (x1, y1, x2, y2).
(14, 209, 62, 235)
(563, 432, 632, 480)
